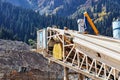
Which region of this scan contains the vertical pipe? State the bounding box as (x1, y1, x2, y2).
(63, 31, 65, 60)
(64, 67, 69, 80)
(47, 29, 50, 55)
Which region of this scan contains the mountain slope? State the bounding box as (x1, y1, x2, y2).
(36, 0, 87, 16)
(0, 1, 77, 42)
(3, 0, 120, 18)
(70, 0, 120, 18)
(70, 0, 120, 36)
(0, 39, 62, 79)
(1, 0, 32, 9)
(1, 0, 120, 37)
(2, 0, 87, 16)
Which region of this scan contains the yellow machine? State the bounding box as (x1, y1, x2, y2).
(53, 43, 62, 60)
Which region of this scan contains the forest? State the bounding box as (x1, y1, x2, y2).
(0, 1, 77, 43)
(1, 0, 120, 43)
(73, 0, 120, 37)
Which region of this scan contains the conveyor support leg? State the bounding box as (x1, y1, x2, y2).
(64, 67, 69, 80)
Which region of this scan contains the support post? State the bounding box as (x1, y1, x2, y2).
(64, 67, 69, 80)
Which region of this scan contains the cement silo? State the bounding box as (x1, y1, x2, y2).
(112, 21, 120, 39)
(77, 19, 84, 33)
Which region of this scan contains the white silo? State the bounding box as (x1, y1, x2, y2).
(112, 21, 120, 39)
(77, 19, 84, 33)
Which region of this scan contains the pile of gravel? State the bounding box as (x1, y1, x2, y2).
(0, 39, 63, 79)
(0, 39, 30, 51)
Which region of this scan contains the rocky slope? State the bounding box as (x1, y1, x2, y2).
(2, 0, 120, 19)
(36, 0, 86, 16)
(0, 39, 63, 79)
(2, 0, 87, 16)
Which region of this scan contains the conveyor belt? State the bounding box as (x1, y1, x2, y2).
(37, 27, 120, 80)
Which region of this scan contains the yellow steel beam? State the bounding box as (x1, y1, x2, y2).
(84, 12, 99, 35)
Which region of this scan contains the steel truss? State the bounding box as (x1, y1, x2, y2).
(46, 27, 120, 80)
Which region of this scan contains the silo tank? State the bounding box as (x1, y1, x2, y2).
(112, 21, 120, 39)
(77, 19, 84, 33)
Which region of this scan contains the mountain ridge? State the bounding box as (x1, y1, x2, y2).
(2, 0, 87, 16)
(1, 0, 32, 9)
(1, 0, 120, 39)
(2, 0, 120, 19)
(0, 1, 77, 42)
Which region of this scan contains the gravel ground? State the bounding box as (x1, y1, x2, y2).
(0, 39, 63, 80)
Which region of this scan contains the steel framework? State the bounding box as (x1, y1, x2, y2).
(37, 27, 120, 80)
